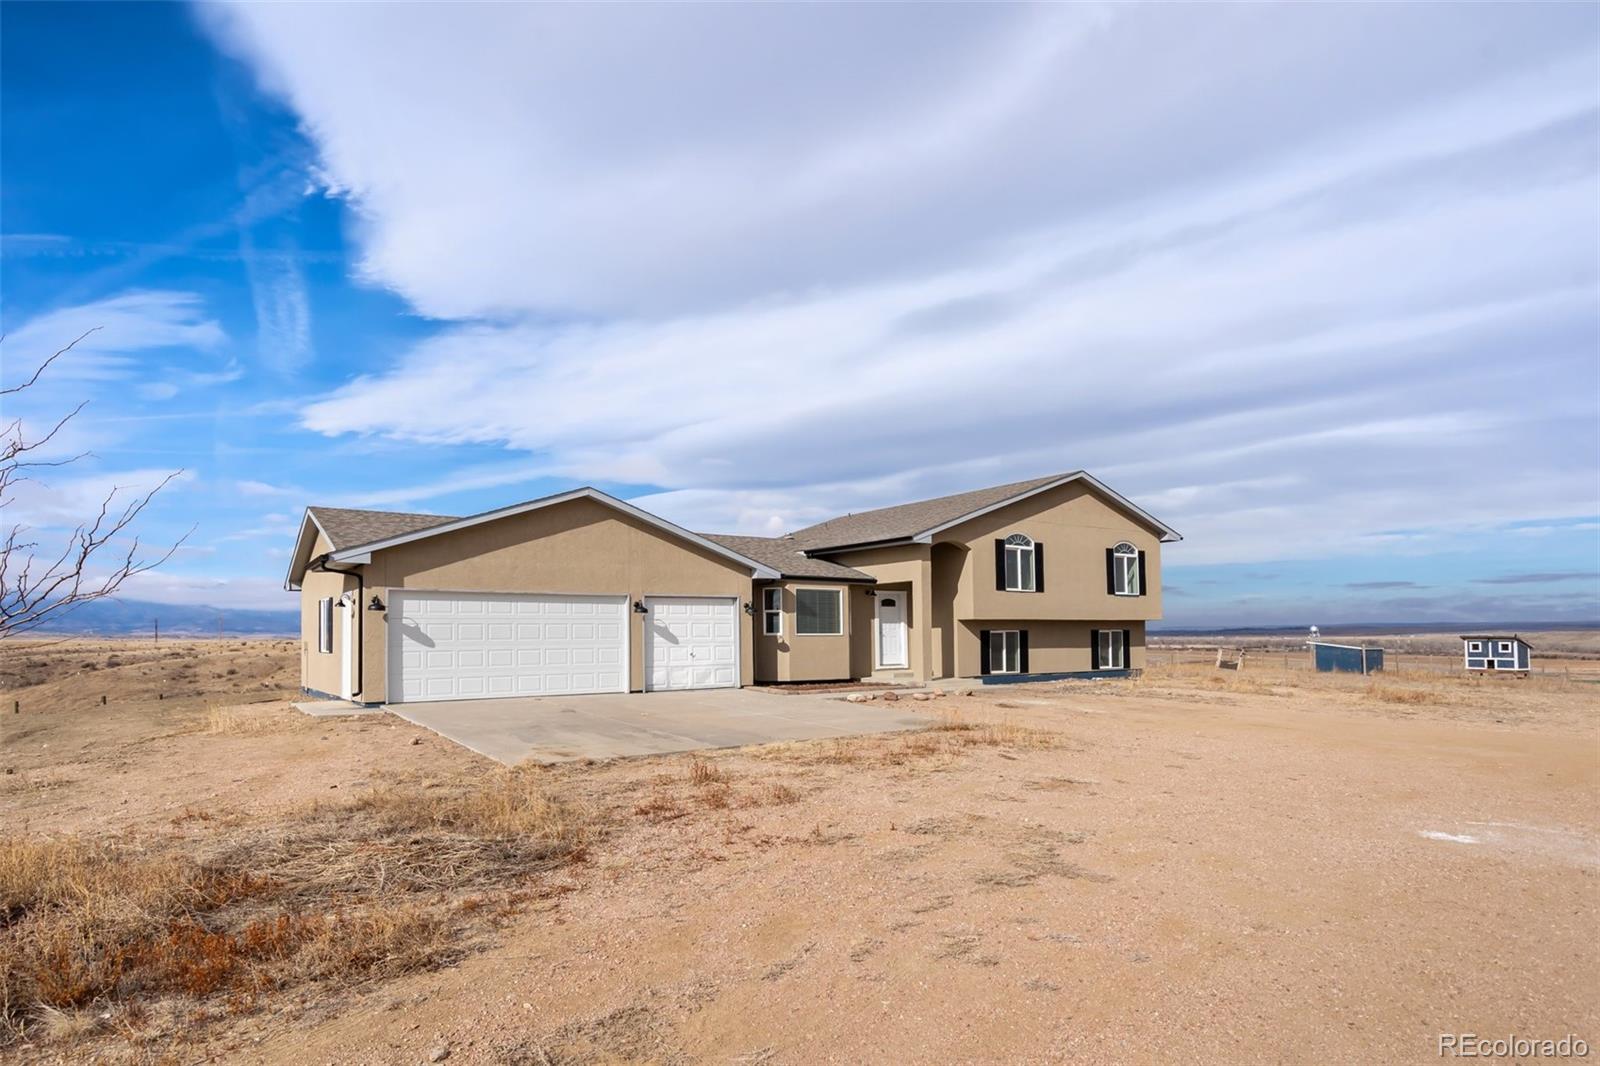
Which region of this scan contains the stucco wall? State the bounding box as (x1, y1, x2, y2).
(825, 543, 932, 679)
(321, 497, 755, 700)
(751, 581, 856, 682)
(298, 528, 357, 698)
(954, 619, 1146, 677)
(941, 480, 1164, 624)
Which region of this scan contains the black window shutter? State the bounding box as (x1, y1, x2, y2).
(979, 630, 992, 675)
(1019, 631, 1029, 674)
(994, 540, 1006, 591)
(1137, 551, 1147, 597)
(1034, 543, 1045, 593)
(1105, 548, 1115, 594)
(1090, 629, 1100, 670)
(1123, 629, 1132, 670)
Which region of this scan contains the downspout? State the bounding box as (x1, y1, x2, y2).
(309, 555, 365, 702)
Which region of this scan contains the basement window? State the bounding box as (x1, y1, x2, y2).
(1099, 629, 1126, 670)
(989, 630, 1021, 674)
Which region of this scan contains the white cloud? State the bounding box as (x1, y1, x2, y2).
(202, 5, 1600, 564)
(1, 290, 225, 383)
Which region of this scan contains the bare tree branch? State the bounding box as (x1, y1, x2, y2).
(0, 331, 185, 639)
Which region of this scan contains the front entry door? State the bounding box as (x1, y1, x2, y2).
(876, 592, 907, 668)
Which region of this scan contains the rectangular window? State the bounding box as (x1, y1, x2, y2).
(1468, 641, 1483, 654)
(1098, 629, 1126, 670)
(1113, 552, 1140, 595)
(318, 596, 334, 654)
(989, 630, 1021, 674)
(1497, 641, 1513, 655)
(762, 587, 783, 636)
(795, 588, 842, 635)
(1003, 539, 1035, 591)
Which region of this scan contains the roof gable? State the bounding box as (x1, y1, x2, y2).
(791, 471, 1180, 553)
(295, 488, 780, 581)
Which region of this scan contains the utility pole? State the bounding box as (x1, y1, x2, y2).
(153, 618, 159, 645)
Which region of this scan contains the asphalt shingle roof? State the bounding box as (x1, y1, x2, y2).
(787, 472, 1073, 552)
(307, 506, 458, 551)
(700, 534, 873, 582)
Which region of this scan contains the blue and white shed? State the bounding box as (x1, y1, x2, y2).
(1461, 635, 1531, 674)
(1309, 641, 1384, 675)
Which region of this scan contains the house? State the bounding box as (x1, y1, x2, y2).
(285, 471, 1181, 704)
(1460, 634, 1531, 674)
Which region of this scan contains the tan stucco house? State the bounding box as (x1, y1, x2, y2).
(285, 471, 1180, 704)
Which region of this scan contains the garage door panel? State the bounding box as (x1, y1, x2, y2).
(390, 592, 627, 703)
(645, 596, 739, 691)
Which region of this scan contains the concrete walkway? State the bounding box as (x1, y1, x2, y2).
(385, 687, 931, 765)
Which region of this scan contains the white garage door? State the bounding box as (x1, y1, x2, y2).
(389, 591, 627, 703)
(645, 596, 739, 691)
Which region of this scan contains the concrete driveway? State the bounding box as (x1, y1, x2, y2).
(385, 687, 931, 765)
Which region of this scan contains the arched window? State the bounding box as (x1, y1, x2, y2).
(1004, 533, 1036, 592)
(1112, 541, 1140, 596)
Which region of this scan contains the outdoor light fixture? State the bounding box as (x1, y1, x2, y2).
(633, 600, 647, 614)
(367, 595, 385, 611)
(742, 601, 754, 615)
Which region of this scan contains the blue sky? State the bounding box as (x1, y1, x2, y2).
(2, 2, 1597, 626)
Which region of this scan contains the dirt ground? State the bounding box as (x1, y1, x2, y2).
(3, 638, 1597, 1064)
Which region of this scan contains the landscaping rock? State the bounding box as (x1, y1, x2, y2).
(844, 693, 866, 703)
(911, 692, 933, 701)
(429, 1047, 451, 1063)
(880, 691, 899, 702)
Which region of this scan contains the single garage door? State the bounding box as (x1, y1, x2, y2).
(645, 596, 739, 691)
(389, 591, 627, 703)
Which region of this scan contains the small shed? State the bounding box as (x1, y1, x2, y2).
(1461, 635, 1531, 674)
(1309, 641, 1384, 675)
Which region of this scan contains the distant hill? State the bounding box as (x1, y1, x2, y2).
(24, 597, 298, 637)
(1151, 620, 1599, 637)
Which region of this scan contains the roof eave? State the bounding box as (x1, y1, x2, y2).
(284, 509, 333, 591)
(322, 487, 782, 581)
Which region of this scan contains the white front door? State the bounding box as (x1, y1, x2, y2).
(339, 597, 356, 700)
(876, 592, 907, 668)
(645, 596, 739, 691)
(388, 591, 628, 703)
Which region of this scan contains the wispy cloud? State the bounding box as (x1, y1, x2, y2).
(1345, 581, 1428, 590)
(1472, 571, 1599, 585)
(1, 291, 225, 384)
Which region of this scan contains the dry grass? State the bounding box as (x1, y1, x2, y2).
(0, 768, 593, 1048)
(202, 703, 284, 736)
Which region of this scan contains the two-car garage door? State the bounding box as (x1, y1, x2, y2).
(389, 591, 627, 703)
(388, 591, 739, 703)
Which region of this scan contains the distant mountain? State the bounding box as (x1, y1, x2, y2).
(25, 597, 298, 637)
(1151, 620, 1599, 636)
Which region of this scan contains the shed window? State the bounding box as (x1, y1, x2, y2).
(317, 597, 334, 654)
(1467, 641, 1482, 654)
(1112, 542, 1140, 596)
(1497, 641, 1513, 655)
(1003, 534, 1036, 592)
(795, 588, 842, 635)
(762, 588, 783, 636)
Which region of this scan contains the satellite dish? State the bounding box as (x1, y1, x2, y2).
(1308, 625, 1321, 642)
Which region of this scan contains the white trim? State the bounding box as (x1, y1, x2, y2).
(874, 589, 908, 669)
(911, 471, 1182, 545)
(286, 509, 334, 591)
(339, 595, 356, 700)
(1112, 541, 1140, 597)
(325, 487, 781, 580)
(642, 594, 740, 692)
(1003, 533, 1037, 592)
(761, 586, 783, 637)
(793, 586, 845, 636)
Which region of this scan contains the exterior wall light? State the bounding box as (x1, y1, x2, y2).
(368, 595, 385, 611)
(633, 600, 648, 614)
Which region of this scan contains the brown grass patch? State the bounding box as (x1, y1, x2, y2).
(1, 768, 593, 1047)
